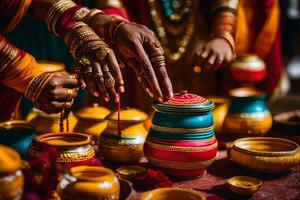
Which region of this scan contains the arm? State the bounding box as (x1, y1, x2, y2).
(193, 0, 238, 71)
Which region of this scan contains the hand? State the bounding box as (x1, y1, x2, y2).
(90, 15, 173, 102)
(193, 37, 234, 71)
(67, 23, 123, 103)
(33, 72, 80, 114)
(114, 23, 173, 102)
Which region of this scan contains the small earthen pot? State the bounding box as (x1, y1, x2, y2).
(99, 107, 148, 163)
(230, 54, 266, 83)
(223, 87, 272, 137)
(28, 133, 96, 169)
(0, 145, 24, 200)
(57, 166, 120, 200)
(74, 103, 110, 143)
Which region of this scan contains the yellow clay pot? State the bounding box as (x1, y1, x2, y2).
(26, 108, 78, 134)
(0, 145, 24, 200)
(208, 96, 229, 134)
(99, 107, 148, 163)
(74, 103, 110, 143)
(140, 188, 206, 200)
(57, 166, 120, 200)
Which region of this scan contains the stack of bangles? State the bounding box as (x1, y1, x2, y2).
(210, 1, 238, 56)
(0, 37, 24, 73)
(24, 72, 54, 109)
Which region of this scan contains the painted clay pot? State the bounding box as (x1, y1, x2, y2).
(230, 54, 266, 83)
(208, 96, 229, 134)
(26, 109, 78, 134)
(144, 91, 218, 178)
(229, 137, 300, 173)
(0, 145, 24, 200)
(57, 166, 120, 200)
(0, 120, 35, 159)
(74, 103, 110, 143)
(99, 108, 148, 163)
(28, 133, 96, 169)
(223, 87, 273, 137)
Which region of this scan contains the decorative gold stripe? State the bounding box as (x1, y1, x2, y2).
(147, 156, 216, 170)
(28, 145, 95, 163)
(145, 140, 217, 152)
(147, 135, 217, 144)
(151, 124, 214, 134)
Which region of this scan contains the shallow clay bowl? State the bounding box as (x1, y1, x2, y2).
(230, 137, 300, 172)
(227, 176, 262, 195)
(274, 110, 300, 135)
(140, 188, 206, 200)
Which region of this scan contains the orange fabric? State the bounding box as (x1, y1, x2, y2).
(3, 0, 32, 33)
(235, 0, 279, 58)
(1, 53, 43, 93)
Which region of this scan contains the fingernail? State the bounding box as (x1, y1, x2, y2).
(146, 88, 154, 98)
(93, 91, 100, 97)
(119, 86, 125, 93)
(104, 96, 110, 102)
(158, 97, 163, 102)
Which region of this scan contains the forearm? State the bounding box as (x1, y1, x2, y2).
(210, 0, 239, 53)
(0, 37, 43, 93)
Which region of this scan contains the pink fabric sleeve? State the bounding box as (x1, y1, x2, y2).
(102, 7, 129, 20)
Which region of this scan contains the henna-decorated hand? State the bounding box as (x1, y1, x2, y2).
(28, 72, 80, 114)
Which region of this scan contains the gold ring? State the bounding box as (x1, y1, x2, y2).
(69, 74, 77, 79)
(104, 77, 115, 88)
(66, 89, 73, 101)
(153, 39, 161, 48)
(102, 64, 110, 72)
(93, 72, 103, 79)
(64, 101, 72, 109)
(79, 57, 91, 66)
(119, 80, 125, 85)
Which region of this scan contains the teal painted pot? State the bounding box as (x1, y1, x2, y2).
(223, 87, 272, 136)
(0, 120, 35, 159)
(144, 91, 218, 178)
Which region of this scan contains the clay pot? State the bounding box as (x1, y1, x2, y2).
(140, 188, 206, 200)
(230, 54, 266, 83)
(99, 107, 148, 163)
(144, 91, 218, 178)
(223, 87, 272, 137)
(0, 120, 35, 159)
(26, 109, 78, 134)
(28, 133, 95, 169)
(208, 96, 229, 134)
(0, 145, 24, 200)
(74, 103, 110, 143)
(57, 166, 120, 200)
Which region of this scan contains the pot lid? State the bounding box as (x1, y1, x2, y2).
(0, 145, 21, 173)
(153, 91, 214, 113)
(74, 103, 110, 120)
(0, 120, 34, 131)
(105, 107, 148, 122)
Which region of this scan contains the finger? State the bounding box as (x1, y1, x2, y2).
(213, 55, 224, 70)
(73, 59, 86, 88)
(133, 42, 163, 101)
(204, 53, 217, 71)
(48, 88, 78, 101)
(193, 47, 209, 67)
(82, 60, 100, 97)
(91, 62, 110, 102)
(145, 37, 173, 98)
(127, 58, 154, 98)
(105, 51, 125, 93)
(102, 63, 118, 102)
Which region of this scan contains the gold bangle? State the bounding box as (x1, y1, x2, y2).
(211, 31, 235, 55)
(74, 7, 90, 21)
(82, 9, 105, 25)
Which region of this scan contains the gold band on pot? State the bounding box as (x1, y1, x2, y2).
(151, 124, 214, 134)
(145, 140, 218, 152)
(147, 156, 215, 170)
